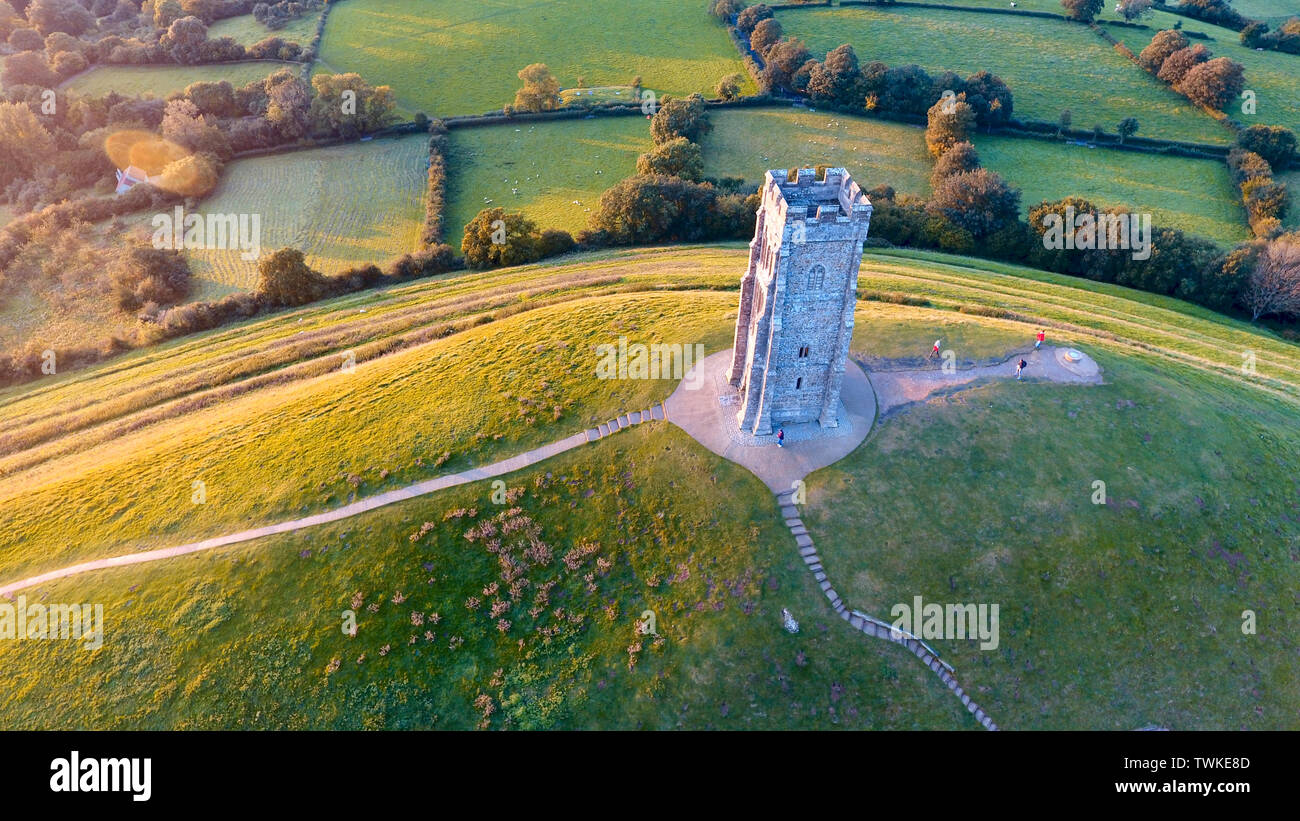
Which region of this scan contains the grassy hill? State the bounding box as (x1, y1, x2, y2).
(1, 246, 1296, 729)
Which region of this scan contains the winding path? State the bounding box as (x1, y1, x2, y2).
(0, 405, 666, 598)
(1, 348, 1103, 729)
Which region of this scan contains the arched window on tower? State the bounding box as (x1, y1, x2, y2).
(807, 264, 826, 289)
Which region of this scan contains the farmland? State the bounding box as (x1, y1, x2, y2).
(315, 0, 755, 117)
(774, 5, 1228, 144)
(443, 116, 651, 238)
(973, 135, 1248, 245)
(700, 108, 933, 197)
(206, 11, 323, 46)
(186, 134, 429, 294)
(60, 61, 295, 99)
(1107, 13, 1300, 137)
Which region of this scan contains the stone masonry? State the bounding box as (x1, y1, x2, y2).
(727, 167, 873, 436)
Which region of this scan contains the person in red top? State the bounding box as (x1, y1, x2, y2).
(1035, 329, 1046, 350)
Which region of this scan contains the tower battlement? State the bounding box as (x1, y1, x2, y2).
(763, 167, 873, 227)
(727, 167, 873, 436)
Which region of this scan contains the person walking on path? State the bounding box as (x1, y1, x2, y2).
(1035, 329, 1046, 351)
(1015, 358, 1028, 380)
(928, 339, 941, 360)
(777, 427, 785, 448)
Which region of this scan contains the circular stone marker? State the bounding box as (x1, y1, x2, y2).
(1054, 346, 1101, 379)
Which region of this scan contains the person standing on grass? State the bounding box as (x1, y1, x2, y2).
(1035, 329, 1046, 351)
(777, 427, 785, 448)
(1016, 358, 1027, 380)
(929, 339, 941, 360)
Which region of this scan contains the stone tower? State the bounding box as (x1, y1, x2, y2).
(727, 167, 872, 436)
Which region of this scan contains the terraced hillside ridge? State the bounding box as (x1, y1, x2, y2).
(0, 246, 1295, 730)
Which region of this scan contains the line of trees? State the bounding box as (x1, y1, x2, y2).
(1137, 28, 1245, 111)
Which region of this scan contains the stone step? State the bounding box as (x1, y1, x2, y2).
(608, 417, 621, 432)
(802, 554, 819, 566)
(794, 534, 813, 548)
(598, 423, 609, 436)
(780, 505, 798, 519)
(789, 525, 807, 536)
(798, 546, 817, 557)
(585, 428, 600, 442)
(784, 518, 802, 528)
(629, 411, 642, 424)
(617, 414, 630, 427)
(650, 404, 665, 421)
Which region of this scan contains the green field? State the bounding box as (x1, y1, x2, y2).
(207, 11, 322, 46)
(701, 108, 933, 196)
(776, 5, 1228, 144)
(1108, 11, 1300, 136)
(1225, 0, 1299, 26)
(316, 0, 756, 117)
(187, 134, 429, 294)
(974, 135, 1249, 245)
(60, 61, 294, 98)
(1, 246, 1296, 729)
(1280, 169, 1300, 230)
(443, 116, 651, 238)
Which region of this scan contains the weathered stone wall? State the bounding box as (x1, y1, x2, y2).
(729, 167, 872, 435)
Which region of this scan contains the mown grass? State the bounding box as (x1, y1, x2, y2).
(59, 61, 292, 98)
(187, 134, 429, 293)
(443, 116, 650, 237)
(700, 108, 933, 196)
(316, 0, 756, 117)
(973, 134, 1248, 245)
(776, 5, 1228, 144)
(804, 348, 1300, 729)
(0, 425, 973, 730)
(206, 11, 322, 46)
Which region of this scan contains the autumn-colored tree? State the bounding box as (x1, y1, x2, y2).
(1176, 57, 1245, 110)
(513, 63, 561, 112)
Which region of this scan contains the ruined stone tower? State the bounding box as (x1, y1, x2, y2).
(727, 167, 872, 436)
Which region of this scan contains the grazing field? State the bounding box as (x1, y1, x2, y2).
(1, 246, 1296, 729)
(207, 11, 322, 46)
(1108, 14, 1300, 137)
(973, 135, 1248, 245)
(443, 116, 650, 238)
(316, 0, 756, 117)
(775, 6, 1228, 144)
(1228, 0, 1299, 26)
(701, 108, 933, 196)
(186, 134, 429, 293)
(60, 61, 294, 98)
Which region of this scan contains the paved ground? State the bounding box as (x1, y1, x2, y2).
(663, 350, 878, 493)
(870, 345, 1103, 416)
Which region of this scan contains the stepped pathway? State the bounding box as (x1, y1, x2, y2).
(776, 487, 1001, 731)
(0, 404, 668, 598)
